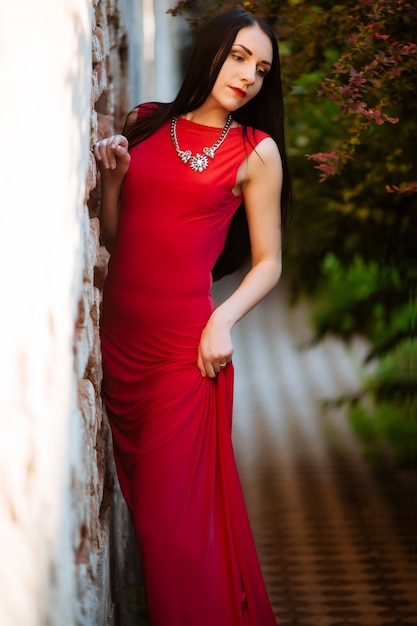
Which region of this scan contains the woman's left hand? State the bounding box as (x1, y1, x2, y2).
(197, 310, 233, 378)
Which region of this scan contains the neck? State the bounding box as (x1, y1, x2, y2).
(182, 109, 231, 128)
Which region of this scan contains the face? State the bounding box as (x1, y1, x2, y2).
(209, 24, 273, 114)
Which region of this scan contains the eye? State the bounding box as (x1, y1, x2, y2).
(231, 52, 244, 62)
(257, 67, 268, 78)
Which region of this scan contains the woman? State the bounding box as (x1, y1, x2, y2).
(93, 8, 292, 626)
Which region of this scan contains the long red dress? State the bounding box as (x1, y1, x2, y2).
(100, 110, 277, 626)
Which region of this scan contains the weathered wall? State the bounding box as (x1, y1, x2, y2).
(0, 0, 139, 624)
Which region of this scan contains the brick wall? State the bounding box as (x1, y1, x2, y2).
(77, 0, 142, 624)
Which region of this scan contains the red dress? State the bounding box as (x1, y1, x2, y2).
(100, 110, 277, 626)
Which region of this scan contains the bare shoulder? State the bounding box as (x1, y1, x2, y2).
(236, 136, 282, 193)
(249, 137, 282, 174)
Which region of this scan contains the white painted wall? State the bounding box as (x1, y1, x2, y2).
(0, 1, 91, 624)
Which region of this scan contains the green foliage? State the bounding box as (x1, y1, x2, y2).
(348, 337, 417, 466)
(312, 253, 409, 353)
(349, 399, 416, 466)
(312, 254, 415, 465)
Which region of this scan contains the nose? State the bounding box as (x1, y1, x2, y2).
(241, 62, 256, 85)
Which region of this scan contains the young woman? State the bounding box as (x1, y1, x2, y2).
(93, 8, 292, 626)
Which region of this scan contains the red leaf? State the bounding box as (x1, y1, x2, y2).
(386, 183, 417, 194)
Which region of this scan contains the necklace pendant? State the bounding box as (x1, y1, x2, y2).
(190, 153, 209, 173)
(203, 147, 215, 159)
(178, 149, 192, 164)
(170, 114, 232, 174)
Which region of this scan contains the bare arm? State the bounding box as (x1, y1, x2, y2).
(197, 137, 283, 378)
(93, 135, 130, 252)
(92, 109, 138, 252)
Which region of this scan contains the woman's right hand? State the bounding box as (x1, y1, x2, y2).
(92, 134, 131, 252)
(92, 134, 131, 184)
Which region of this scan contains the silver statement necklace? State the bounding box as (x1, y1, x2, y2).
(170, 114, 233, 173)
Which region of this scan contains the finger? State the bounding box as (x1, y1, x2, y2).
(94, 139, 111, 168)
(213, 364, 220, 376)
(108, 139, 130, 170)
(114, 135, 129, 150)
(212, 361, 226, 376)
(197, 353, 218, 379)
(197, 353, 207, 378)
(114, 144, 131, 165)
(108, 135, 128, 153)
(93, 136, 121, 169)
(206, 364, 217, 379)
(106, 141, 120, 170)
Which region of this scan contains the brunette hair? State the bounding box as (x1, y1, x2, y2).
(124, 8, 292, 280)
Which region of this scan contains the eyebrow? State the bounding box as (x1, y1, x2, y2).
(234, 43, 272, 67)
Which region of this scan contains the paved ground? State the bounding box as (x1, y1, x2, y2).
(214, 276, 417, 626)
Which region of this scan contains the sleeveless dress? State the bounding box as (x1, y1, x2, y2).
(100, 109, 277, 626)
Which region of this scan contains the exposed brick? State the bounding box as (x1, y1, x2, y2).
(72, 1, 142, 624)
(97, 112, 114, 140)
(90, 109, 98, 140)
(86, 154, 97, 200)
(94, 245, 110, 290)
(92, 28, 105, 64)
(91, 68, 101, 107)
(78, 379, 96, 429)
(96, 61, 107, 95)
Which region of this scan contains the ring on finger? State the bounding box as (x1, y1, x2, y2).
(219, 361, 227, 368)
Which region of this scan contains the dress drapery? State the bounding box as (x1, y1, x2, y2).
(100, 109, 277, 626)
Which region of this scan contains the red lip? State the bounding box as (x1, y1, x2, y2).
(230, 87, 246, 98)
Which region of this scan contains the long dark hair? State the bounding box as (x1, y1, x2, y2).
(124, 8, 292, 280)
